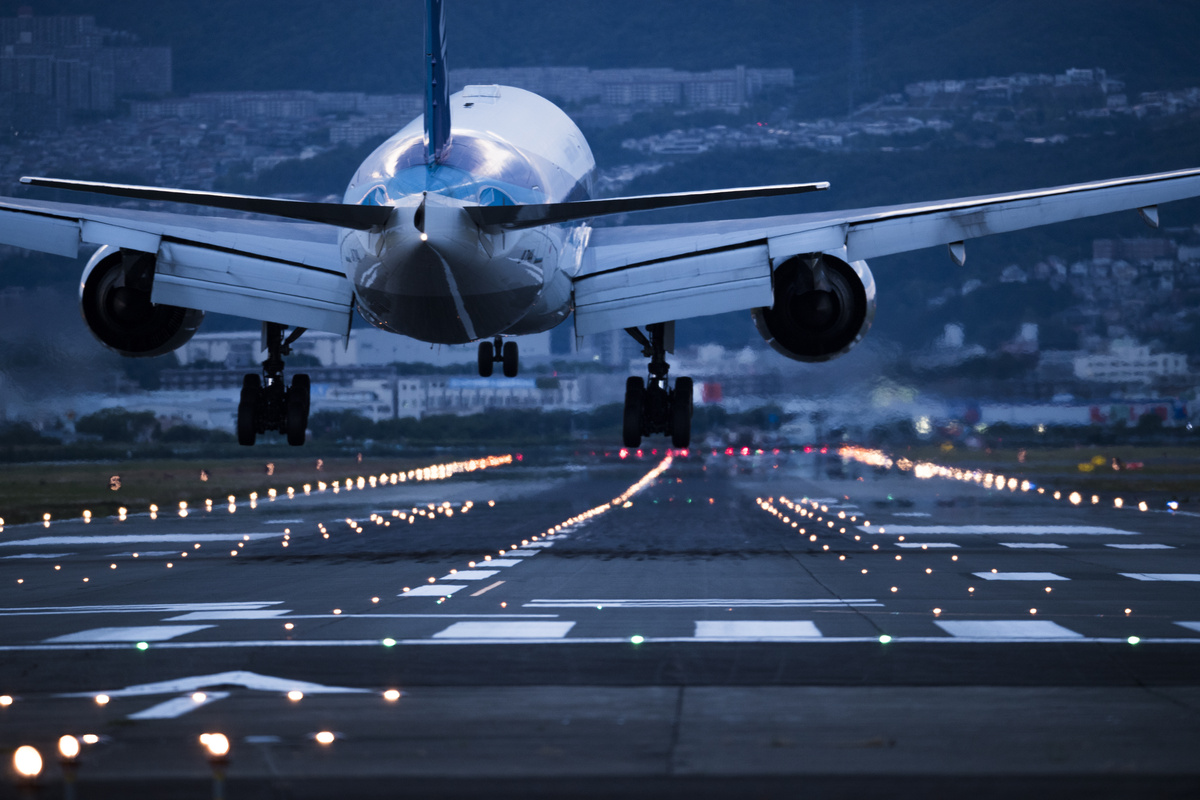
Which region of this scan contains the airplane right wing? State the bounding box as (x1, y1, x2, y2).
(573, 166, 1200, 336)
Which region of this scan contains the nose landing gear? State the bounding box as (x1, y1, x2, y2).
(237, 322, 311, 446)
(477, 336, 519, 377)
(622, 322, 692, 449)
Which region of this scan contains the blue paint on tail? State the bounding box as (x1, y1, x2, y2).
(424, 0, 451, 164)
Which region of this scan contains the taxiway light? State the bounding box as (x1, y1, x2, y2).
(13, 745, 41, 778)
(315, 731, 336, 745)
(94, 694, 110, 705)
(383, 689, 400, 701)
(200, 733, 230, 758)
(287, 691, 303, 702)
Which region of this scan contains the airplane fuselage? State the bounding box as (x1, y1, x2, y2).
(340, 86, 594, 344)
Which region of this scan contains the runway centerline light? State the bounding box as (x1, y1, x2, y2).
(1128, 636, 1140, 645)
(630, 635, 645, 645)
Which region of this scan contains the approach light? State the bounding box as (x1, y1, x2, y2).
(58, 735, 80, 760)
(13, 745, 41, 778)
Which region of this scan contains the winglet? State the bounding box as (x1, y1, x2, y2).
(425, 0, 451, 164)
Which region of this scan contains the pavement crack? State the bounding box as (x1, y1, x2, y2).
(666, 685, 685, 775)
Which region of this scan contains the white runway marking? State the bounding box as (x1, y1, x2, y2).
(438, 570, 499, 581)
(935, 620, 1083, 639)
(861, 525, 1138, 536)
(693, 620, 822, 639)
(164, 610, 290, 621)
(127, 691, 230, 720)
(264, 519, 304, 524)
(0, 534, 279, 547)
(0, 602, 281, 617)
(524, 598, 882, 608)
(432, 621, 575, 639)
(892, 512, 932, 517)
(522, 542, 555, 548)
(504, 550, 539, 556)
(1000, 543, 1069, 549)
(1, 553, 73, 559)
(400, 584, 468, 597)
(1176, 622, 1200, 634)
(45, 625, 213, 643)
(895, 543, 959, 549)
(1120, 573, 1200, 582)
(475, 559, 523, 567)
(58, 670, 368, 698)
(1107, 544, 1174, 550)
(973, 572, 1070, 581)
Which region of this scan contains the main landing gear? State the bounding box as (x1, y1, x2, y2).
(622, 322, 692, 449)
(237, 322, 311, 447)
(478, 335, 519, 377)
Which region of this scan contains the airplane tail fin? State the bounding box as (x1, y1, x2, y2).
(424, 0, 451, 164)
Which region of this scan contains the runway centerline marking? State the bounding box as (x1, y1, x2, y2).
(973, 572, 1070, 581)
(935, 620, 1084, 639)
(694, 620, 822, 639)
(432, 621, 575, 639)
(1, 552, 74, 559)
(472, 559, 523, 567)
(895, 543, 959, 549)
(1121, 573, 1200, 582)
(1107, 544, 1174, 550)
(470, 581, 505, 597)
(861, 525, 1139, 536)
(1000, 543, 1068, 549)
(44, 625, 214, 643)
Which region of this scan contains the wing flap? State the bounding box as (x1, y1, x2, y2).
(574, 244, 771, 335)
(153, 242, 353, 334)
(0, 207, 79, 257)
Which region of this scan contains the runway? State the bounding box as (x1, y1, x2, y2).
(1, 448, 1198, 798)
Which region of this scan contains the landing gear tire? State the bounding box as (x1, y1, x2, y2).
(286, 373, 310, 446)
(670, 376, 693, 449)
(237, 374, 261, 447)
(623, 376, 644, 448)
(502, 340, 519, 378)
(477, 341, 494, 377)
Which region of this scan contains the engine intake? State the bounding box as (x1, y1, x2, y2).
(752, 253, 875, 362)
(80, 246, 203, 357)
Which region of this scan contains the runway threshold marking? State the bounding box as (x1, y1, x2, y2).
(1121, 573, 1200, 581)
(972, 572, 1070, 581)
(860, 525, 1139, 536)
(470, 581, 505, 597)
(432, 621, 575, 639)
(1107, 544, 1174, 550)
(694, 621, 822, 639)
(523, 598, 882, 608)
(439, 570, 500, 581)
(401, 585, 468, 597)
(1000, 543, 1068, 549)
(164, 610, 291, 621)
(44, 625, 214, 643)
(934, 620, 1084, 639)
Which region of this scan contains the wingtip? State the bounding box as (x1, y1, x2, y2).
(18, 176, 31, 185)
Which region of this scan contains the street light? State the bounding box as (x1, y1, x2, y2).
(58, 736, 80, 800)
(199, 733, 230, 800)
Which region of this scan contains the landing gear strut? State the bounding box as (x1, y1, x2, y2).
(622, 322, 692, 449)
(237, 322, 311, 446)
(477, 336, 519, 378)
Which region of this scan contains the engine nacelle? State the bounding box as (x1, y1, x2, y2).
(752, 253, 876, 362)
(80, 245, 203, 358)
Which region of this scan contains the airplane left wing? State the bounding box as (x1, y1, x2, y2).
(0, 195, 352, 334)
(573, 166, 1200, 335)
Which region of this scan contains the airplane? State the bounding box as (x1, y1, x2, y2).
(2, 0, 1199, 449)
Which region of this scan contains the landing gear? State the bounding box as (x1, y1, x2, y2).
(477, 336, 519, 377)
(236, 322, 311, 446)
(622, 322, 692, 448)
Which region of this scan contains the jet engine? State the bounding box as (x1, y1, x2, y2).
(79, 245, 203, 357)
(752, 253, 875, 362)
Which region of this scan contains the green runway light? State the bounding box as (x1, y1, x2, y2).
(879, 635, 892, 644)
(630, 635, 644, 645)
(1128, 636, 1140, 645)
(135, 641, 149, 651)
(382, 638, 397, 647)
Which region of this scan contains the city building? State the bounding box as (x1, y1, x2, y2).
(1073, 340, 1189, 385)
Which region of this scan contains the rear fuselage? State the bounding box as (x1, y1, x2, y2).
(340, 86, 595, 344)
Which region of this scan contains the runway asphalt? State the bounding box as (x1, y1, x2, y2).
(0, 447, 1198, 798)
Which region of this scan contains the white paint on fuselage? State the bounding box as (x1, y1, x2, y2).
(340, 86, 595, 345)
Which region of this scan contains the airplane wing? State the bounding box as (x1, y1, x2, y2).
(0, 195, 352, 334)
(573, 167, 1200, 336)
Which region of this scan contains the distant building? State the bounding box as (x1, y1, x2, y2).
(1073, 340, 1189, 384)
(0, 9, 170, 126)
(1092, 238, 1176, 262)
